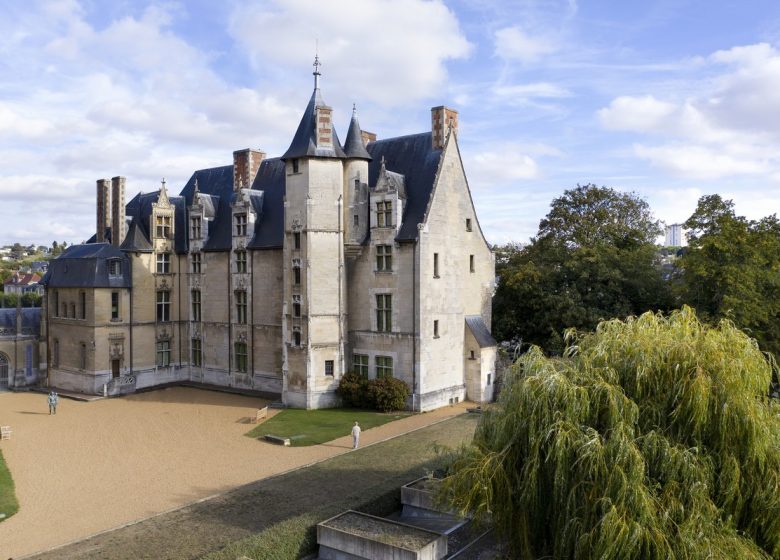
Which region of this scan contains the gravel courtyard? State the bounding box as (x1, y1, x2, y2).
(0, 387, 468, 559)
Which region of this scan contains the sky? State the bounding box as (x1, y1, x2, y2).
(2, 0, 780, 247)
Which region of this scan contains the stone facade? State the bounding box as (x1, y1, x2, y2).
(43, 73, 497, 411)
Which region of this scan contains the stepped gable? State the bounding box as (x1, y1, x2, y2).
(366, 132, 442, 242)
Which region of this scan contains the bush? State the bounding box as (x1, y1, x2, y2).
(337, 373, 411, 412)
(369, 377, 411, 412)
(336, 372, 371, 408)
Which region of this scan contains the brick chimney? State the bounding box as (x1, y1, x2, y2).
(111, 176, 126, 247)
(316, 105, 334, 149)
(233, 149, 265, 191)
(96, 178, 111, 242)
(431, 106, 459, 150)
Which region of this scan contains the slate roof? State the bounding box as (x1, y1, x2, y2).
(343, 113, 371, 160)
(366, 132, 442, 242)
(281, 88, 346, 160)
(0, 307, 40, 333)
(42, 243, 131, 288)
(120, 219, 153, 252)
(465, 316, 497, 348)
(179, 158, 287, 251)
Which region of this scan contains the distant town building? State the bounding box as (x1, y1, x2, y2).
(664, 223, 685, 247)
(3, 272, 43, 296)
(41, 63, 497, 411)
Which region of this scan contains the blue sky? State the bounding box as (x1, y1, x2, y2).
(2, 0, 780, 246)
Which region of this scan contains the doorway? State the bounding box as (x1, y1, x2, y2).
(111, 359, 120, 379)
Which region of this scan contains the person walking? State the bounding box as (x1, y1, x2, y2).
(351, 421, 361, 449)
(47, 391, 59, 415)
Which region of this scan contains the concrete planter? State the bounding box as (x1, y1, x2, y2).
(317, 510, 447, 560)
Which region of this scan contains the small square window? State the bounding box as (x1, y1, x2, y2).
(433, 253, 440, 278)
(470, 350, 475, 360)
(293, 329, 301, 346)
(466, 218, 472, 232)
(470, 254, 475, 273)
(487, 373, 492, 385)
(293, 232, 301, 250)
(325, 360, 334, 376)
(292, 159, 300, 173)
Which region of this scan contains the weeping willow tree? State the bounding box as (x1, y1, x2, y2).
(444, 307, 780, 559)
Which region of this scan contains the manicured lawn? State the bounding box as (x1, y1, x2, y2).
(209, 414, 478, 560)
(246, 408, 410, 446)
(0, 449, 19, 522)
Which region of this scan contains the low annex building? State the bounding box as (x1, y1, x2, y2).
(42, 64, 497, 410)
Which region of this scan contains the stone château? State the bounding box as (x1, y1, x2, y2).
(39, 63, 497, 410)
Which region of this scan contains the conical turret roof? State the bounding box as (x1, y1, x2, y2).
(343, 108, 371, 160)
(281, 88, 346, 161)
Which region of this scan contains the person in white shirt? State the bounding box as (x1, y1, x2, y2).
(351, 421, 361, 449)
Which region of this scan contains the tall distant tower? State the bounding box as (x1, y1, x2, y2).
(280, 57, 348, 408)
(664, 223, 684, 246)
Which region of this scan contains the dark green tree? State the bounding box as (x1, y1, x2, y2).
(445, 308, 780, 559)
(677, 195, 780, 360)
(493, 184, 671, 352)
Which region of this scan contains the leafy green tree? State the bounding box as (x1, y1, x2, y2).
(493, 184, 671, 352)
(445, 308, 780, 559)
(677, 195, 780, 360)
(21, 292, 41, 307)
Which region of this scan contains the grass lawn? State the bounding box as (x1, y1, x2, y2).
(209, 413, 478, 560)
(246, 408, 410, 446)
(0, 449, 19, 522)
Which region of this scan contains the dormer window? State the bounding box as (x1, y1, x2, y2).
(235, 214, 247, 236)
(191, 216, 202, 239)
(155, 215, 171, 239)
(376, 201, 392, 227)
(108, 259, 122, 276)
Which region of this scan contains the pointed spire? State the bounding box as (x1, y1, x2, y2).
(343, 104, 372, 160)
(313, 54, 321, 90)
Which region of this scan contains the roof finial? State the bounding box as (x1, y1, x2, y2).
(193, 177, 200, 195)
(161, 177, 167, 191)
(352, 102, 356, 116)
(313, 45, 321, 90)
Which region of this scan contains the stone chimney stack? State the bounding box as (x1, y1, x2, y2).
(361, 130, 377, 145)
(111, 176, 126, 247)
(233, 149, 266, 191)
(96, 178, 111, 242)
(431, 106, 459, 150)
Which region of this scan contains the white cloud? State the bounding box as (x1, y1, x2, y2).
(493, 82, 571, 100)
(494, 26, 557, 63)
(465, 142, 562, 187)
(598, 43, 780, 180)
(634, 144, 769, 180)
(228, 0, 471, 107)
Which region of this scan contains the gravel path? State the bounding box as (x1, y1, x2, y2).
(0, 387, 470, 559)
